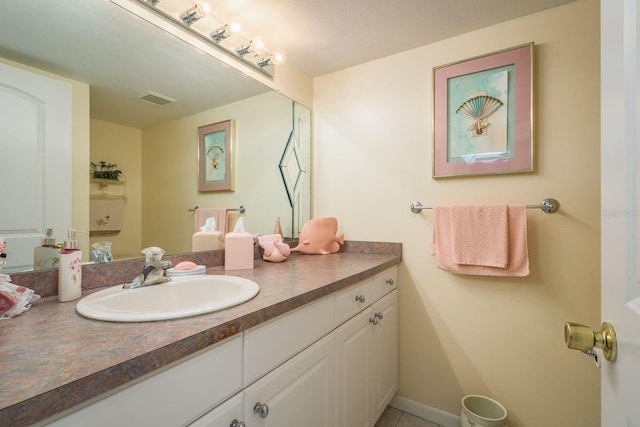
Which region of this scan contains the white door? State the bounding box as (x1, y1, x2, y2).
(0, 61, 72, 272)
(601, 0, 640, 424)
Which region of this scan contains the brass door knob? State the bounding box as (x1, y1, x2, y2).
(564, 321, 617, 362)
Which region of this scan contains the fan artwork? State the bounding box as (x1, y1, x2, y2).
(447, 68, 509, 162)
(432, 43, 533, 177)
(456, 94, 503, 137)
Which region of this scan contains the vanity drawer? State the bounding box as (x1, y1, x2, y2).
(47, 334, 243, 427)
(334, 277, 372, 327)
(371, 266, 398, 302)
(243, 295, 334, 386)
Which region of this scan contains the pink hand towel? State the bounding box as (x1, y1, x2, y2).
(432, 205, 529, 277)
(450, 204, 509, 268)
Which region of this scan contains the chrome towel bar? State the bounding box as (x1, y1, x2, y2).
(410, 198, 560, 214)
(188, 205, 246, 214)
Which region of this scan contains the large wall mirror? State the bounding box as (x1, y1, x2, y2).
(0, 0, 311, 272)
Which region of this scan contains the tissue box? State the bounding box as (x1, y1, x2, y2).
(192, 231, 224, 252)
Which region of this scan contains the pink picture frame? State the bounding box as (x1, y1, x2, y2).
(432, 43, 534, 178)
(198, 120, 235, 192)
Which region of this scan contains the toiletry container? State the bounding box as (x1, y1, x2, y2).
(193, 217, 224, 251)
(58, 229, 84, 302)
(224, 217, 254, 270)
(34, 227, 60, 270)
(193, 231, 224, 251)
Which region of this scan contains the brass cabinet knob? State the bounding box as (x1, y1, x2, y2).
(564, 321, 617, 362)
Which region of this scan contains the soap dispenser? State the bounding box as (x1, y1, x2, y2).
(58, 229, 85, 302)
(34, 227, 60, 271)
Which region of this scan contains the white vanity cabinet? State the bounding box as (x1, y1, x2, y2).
(47, 334, 243, 427)
(334, 268, 398, 427)
(46, 266, 398, 427)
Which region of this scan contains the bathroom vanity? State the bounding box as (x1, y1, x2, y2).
(0, 243, 400, 427)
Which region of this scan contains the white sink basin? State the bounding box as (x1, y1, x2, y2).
(76, 275, 259, 322)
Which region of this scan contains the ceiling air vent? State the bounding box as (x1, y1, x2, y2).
(138, 91, 175, 106)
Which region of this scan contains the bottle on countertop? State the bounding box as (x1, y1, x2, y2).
(58, 229, 86, 302)
(34, 227, 60, 271)
(224, 216, 254, 271)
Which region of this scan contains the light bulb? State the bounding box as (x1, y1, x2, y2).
(229, 18, 242, 35)
(198, 0, 216, 15)
(251, 35, 268, 54)
(272, 48, 287, 65)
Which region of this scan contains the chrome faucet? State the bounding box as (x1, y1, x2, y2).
(123, 247, 172, 289)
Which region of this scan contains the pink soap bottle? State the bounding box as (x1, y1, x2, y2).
(224, 217, 254, 271)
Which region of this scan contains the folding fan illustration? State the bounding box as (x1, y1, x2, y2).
(456, 95, 503, 136)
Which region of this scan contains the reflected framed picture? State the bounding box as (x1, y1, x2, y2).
(432, 43, 533, 178)
(198, 119, 235, 192)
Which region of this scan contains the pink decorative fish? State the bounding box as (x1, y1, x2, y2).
(291, 217, 344, 255)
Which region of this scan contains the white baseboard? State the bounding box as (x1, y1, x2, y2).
(389, 395, 460, 427)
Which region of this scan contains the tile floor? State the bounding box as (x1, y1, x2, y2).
(375, 406, 442, 427)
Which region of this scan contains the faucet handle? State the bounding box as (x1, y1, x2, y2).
(160, 260, 172, 270)
(141, 246, 165, 265)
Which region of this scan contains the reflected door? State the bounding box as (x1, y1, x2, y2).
(0, 62, 72, 272)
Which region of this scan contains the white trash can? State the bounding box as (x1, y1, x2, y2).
(461, 395, 508, 427)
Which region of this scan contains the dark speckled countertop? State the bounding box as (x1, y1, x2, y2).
(0, 242, 401, 426)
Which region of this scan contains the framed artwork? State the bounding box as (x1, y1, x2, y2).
(432, 43, 533, 178)
(198, 119, 235, 191)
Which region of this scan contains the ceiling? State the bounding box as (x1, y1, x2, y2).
(223, 0, 578, 77)
(0, 0, 577, 128)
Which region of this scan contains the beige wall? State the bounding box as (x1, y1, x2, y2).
(141, 91, 293, 254)
(89, 119, 142, 259)
(312, 1, 600, 425)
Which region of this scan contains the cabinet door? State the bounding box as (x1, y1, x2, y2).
(189, 393, 244, 427)
(334, 307, 373, 427)
(371, 290, 398, 421)
(47, 335, 243, 427)
(244, 334, 335, 427)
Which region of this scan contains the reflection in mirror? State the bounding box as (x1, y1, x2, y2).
(0, 0, 310, 272)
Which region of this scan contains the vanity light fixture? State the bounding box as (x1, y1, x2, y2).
(236, 36, 267, 56)
(235, 43, 252, 56)
(257, 57, 273, 67)
(210, 19, 241, 43)
(180, 5, 205, 25)
(257, 48, 287, 67)
(210, 24, 231, 42)
(136, 0, 286, 77)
